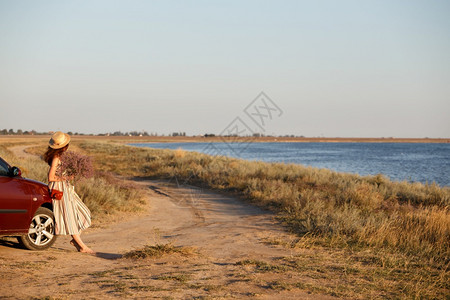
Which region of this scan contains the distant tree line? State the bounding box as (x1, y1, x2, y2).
(0, 129, 153, 137)
(100, 131, 152, 137)
(0, 129, 42, 135)
(171, 132, 186, 137)
(1, 128, 305, 138)
(0, 129, 98, 136)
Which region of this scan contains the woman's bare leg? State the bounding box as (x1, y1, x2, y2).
(70, 239, 81, 251)
(71, 234, 95, 253)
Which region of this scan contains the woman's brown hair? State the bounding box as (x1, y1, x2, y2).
(43, 144, 69, 166)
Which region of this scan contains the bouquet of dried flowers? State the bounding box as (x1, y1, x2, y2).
(60, 151, 94, 182)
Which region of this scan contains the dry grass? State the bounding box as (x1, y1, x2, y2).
(123, 243, 197, 259)
(75, 140, 449, 298)
(76, 175, 145, 216)
(0, 144, 49, 182)
(235, 259, 290, 273)
(77, 141, 449, 256)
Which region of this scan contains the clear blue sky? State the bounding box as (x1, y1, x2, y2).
(1, 0, 449, 137)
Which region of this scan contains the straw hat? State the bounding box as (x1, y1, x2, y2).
(49, 131, 71, 149)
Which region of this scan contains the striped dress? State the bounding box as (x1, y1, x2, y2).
(48, 165, 91, 235)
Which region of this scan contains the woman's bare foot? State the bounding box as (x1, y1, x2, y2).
(71, 234, 95, 254)
(79, 247, 95, 254)
(70, 239, 81, 251)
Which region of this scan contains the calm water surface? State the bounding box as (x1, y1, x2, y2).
(130, 142, 450, 187)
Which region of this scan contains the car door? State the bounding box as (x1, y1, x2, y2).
(0, 160, 32, 234)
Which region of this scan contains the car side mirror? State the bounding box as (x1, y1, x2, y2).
(10, 166, 22, 177)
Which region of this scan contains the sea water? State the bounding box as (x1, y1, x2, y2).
(130, 142, 450, 187)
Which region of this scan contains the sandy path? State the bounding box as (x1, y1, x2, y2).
(0, 147, 337, 299)
(8, 145, 36, 159)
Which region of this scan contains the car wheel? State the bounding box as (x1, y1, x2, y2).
(18, 207, 57, 250)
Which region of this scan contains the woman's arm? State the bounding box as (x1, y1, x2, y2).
(48, 156, 62, 182)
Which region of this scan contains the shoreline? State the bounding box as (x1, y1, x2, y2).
(1, 135, 449, 144)
(129, 143, 449, 188)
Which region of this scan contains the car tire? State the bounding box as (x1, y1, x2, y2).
(18, 207, 57, 250)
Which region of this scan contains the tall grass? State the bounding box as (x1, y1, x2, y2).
(76, 173, 145, 216)
(0, 145, 48, 182)
(78, 141, 450, 265)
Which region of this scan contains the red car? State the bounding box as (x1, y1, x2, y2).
(0, 156, 57, 250)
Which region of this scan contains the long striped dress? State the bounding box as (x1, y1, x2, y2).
(48, 168, 91, 235)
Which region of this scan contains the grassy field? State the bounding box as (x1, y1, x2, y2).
(75, 140, 449, 298)
(1, 137, 449, 298)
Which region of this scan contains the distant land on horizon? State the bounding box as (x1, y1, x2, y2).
(1, 134, 449, 144)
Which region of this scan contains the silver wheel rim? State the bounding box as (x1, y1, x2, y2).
(27, 213, 55, 246)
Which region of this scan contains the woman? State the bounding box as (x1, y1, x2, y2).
(44, 131, 94, 254)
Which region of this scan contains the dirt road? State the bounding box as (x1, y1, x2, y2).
(0, 147, 336, 299)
